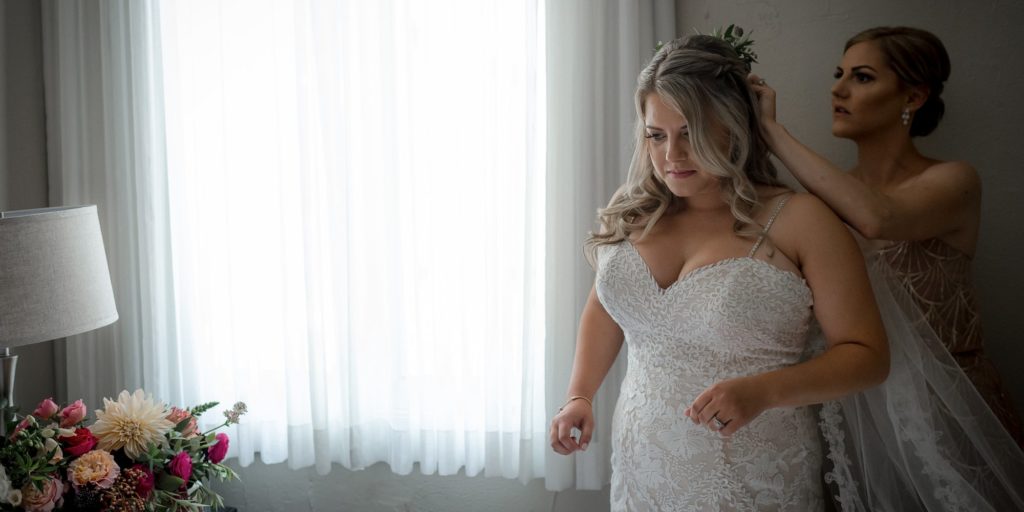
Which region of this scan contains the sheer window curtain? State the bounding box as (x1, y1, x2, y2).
(41, 0, 181, 411)
(543, 0, 675, 491)
(161, 0, 548, 478)
(42, 0, 673, 488)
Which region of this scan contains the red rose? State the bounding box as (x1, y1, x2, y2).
(206, 433, 229, 464)
(60, 428, 98, 457)
(132, 464, 155, 498)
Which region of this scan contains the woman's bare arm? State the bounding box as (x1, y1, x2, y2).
(763, 122, 979, 242)
(550, 285, 624, 454)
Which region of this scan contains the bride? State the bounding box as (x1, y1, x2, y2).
(549, 34, 889, 510)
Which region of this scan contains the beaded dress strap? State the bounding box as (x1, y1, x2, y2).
(748, 195, 792, 258)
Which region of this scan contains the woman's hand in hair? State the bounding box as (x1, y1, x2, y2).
(747, 73, 777, 126)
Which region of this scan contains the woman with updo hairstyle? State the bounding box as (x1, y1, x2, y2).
(550, 33, 890, 509)
(751, 26, 1024, 509)
(752, 26, 1023, 444)
(847, 27, 951, 138)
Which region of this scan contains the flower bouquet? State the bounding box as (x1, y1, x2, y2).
(0, 390, 246, 511)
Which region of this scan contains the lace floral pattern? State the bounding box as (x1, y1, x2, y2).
(597, 242, 823, 511)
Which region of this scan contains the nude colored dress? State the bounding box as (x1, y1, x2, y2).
(874, 238, 1024, 444)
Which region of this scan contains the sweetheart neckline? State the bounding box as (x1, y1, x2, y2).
(622, 240, 809, 295)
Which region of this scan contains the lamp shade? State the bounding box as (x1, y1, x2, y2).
(0, 205, 118, 347)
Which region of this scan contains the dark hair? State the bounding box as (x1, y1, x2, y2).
(846, 26, 951, 137)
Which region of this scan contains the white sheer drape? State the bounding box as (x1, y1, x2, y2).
(42, 0, 674, 488)
(159, 0, 547, 478)
(41, 0, 180, 411)
(544, 0, 675, 491)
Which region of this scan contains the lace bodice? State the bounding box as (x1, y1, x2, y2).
(597, 235, 823, 511)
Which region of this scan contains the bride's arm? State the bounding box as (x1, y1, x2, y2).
(687, 194, 889, 436)
(550, 285, 624, 454)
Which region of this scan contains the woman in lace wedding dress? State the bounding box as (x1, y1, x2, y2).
(549, 35, 890, 511)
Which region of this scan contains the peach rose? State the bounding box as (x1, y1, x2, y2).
(166, 407, 198, 437)
(67, 450, 120, 490)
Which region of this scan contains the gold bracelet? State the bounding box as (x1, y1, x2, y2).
(559, 395, 593, 411)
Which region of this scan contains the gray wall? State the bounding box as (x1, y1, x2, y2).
(676, 0, 1024, 415)
(0, 0, 57, 408)
(4, 1, 1023, 511)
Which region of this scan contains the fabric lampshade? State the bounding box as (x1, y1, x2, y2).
(0, 205, 118, 347)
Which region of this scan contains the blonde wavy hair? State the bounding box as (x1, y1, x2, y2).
(585, 35, 783, 267)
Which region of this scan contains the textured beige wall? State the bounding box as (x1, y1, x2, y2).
(675, 0, 1024, 412)
(1, 0, 57, 408)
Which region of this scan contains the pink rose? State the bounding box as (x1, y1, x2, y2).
(58, 400, 87, 428)
(132, 464, 154, 498)
(32, 398, 59, 420)
(60, 427, 98, 457)
(10, 417, 32, 439)
(207, 433, 229, 463)
(169, 451, 192, 483)
(21, 477, 63, 512)
(166, 407, 198, 437)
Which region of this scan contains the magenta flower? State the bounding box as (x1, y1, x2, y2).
(207, 433, 230, 463)
(132, 464, 155, 498)
(169, 451, 193, 483)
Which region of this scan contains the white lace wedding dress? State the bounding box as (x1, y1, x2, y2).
(595, 202, 823, 511)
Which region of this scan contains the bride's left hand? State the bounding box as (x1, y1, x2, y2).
(684, 376, 768, 437)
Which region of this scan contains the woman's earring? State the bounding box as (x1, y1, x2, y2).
(900, 108, 911, 126)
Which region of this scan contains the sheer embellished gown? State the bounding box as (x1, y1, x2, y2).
(595, 200, 823, 511)
(872, 238, 1023, 445)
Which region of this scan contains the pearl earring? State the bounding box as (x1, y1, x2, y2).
(901, 108, 911, 126)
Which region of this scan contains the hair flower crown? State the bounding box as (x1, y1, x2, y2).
(656, 24, 758, 69)
(708, 24, 758, 67)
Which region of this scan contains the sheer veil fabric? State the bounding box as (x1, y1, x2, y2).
(816, 253, 1024, 510)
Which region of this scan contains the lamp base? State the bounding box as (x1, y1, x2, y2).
(0, 348, 17, 436)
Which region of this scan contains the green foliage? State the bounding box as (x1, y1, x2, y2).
(654, 24, 759, 69)
(187, 401, 220, 418)
(707, 24, 758, 67)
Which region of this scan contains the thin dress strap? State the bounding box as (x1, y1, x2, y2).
(748, 195, 792, 258)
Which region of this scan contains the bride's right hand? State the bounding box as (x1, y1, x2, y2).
(550, 401, 594, 455)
